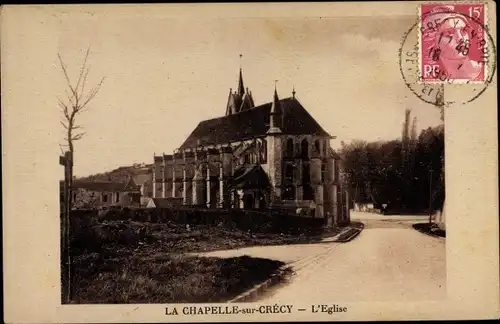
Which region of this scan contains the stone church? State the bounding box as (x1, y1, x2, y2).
(153, 67, 348, 226)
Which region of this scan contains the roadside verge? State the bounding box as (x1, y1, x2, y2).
(413, 223, 446, 239)
(228, 266, 293, 303)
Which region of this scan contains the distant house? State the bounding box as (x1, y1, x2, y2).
(130, 165, 154, 197)
(61, 178, 141, 209)
(139, 180, 154, 198)
(79, 163, 154, 198)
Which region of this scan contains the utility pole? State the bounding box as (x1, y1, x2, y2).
(59, 151, 72, 303)
(428, 168, 433, 224)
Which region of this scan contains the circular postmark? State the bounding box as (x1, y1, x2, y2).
(399, 5, 496, 106)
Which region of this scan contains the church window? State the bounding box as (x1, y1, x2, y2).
(244, 154, 250, 164)
(102, 193, 108, 203)
(261, 139, 267, 163)
(302, 163, 310, 185)
(301, 139, 309, 159)
(314, 140, 321, 154)
(303, 184, 314, 200)
(285, 164, 294, 183)
(286, 138, 294, 158)
(302, 163, 314, 200)
(115, 192, 120, 203)
(321, 163, 327, 183)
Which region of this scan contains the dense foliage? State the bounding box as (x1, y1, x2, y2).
(339, 124, 444, 214)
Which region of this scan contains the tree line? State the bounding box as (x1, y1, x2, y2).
(339, 110, 444, 214)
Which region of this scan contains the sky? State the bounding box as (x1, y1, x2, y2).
(52, 8, 443, 177)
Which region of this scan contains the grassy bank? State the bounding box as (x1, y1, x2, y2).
(70, 219, 340, 303)
(73, 251, 284, 303)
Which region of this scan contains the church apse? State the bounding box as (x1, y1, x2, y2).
(152, 62, 344, 225)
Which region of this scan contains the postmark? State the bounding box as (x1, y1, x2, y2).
(399, 2, 496, 105)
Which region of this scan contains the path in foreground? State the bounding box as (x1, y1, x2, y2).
(200, 211, 446, 302)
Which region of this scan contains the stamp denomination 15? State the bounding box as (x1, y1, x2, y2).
(419, 3, 489, 84)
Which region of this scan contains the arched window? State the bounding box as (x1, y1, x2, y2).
(301, 139, 309, 159)
(314, 140, 321, 154)
(303, 184, 314, 200)
(321, 163, 327, 182)
(286, 138, 294, 158)
(261, 139, 267, 163)
(302, 163, 310, 185)
(285, 164, 294, 183)
(302, 163, 313, 200)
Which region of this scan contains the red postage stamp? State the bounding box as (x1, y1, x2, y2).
(419, 3, 488, 83)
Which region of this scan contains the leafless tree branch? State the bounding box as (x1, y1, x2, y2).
(75, 47, 91, 96)
(58, 48, 105, 153)
(78, 77, 105, 113)
(71, 132, 86, 141)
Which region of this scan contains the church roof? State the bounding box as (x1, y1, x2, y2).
(180, 97, 331, 149)
(228, 164, 270, 189)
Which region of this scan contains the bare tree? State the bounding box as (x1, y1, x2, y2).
(58, 47, 105, 303)
(58, 47, 105, 177)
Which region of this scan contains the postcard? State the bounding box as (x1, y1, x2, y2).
(2, 1, 499, 322)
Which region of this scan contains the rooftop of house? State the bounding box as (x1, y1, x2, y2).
(148, 197, 183, 208)
(60, 179, 140, 193)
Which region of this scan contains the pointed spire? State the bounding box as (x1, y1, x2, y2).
(225, 88, 234, 116)
(270, 81, 282, 115)
(237, 54, 245, 95)
(268, 82, 283, 134)
(292, 86, 296, 98)
(238, 69, 245, 95)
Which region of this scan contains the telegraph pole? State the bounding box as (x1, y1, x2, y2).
(59, 151, 72, 303)
(428, 168, 433, 224)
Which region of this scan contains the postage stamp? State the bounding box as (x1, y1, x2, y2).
(399, 2, 496, 105)
(419, 3, 489, 83)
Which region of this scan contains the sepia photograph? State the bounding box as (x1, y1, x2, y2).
(2, 2, 498, 322)
(57, 9, 449, 305)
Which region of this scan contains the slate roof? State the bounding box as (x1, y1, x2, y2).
(327, 147, 341, 160)
(180, 97, 331, 149)
(228, 165, 270, 189)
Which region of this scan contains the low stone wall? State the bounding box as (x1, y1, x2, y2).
(68, 206, 326, 235)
